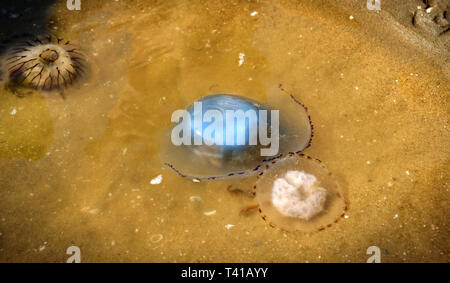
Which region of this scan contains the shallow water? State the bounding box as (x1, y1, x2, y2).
(0, 0, 448, 262)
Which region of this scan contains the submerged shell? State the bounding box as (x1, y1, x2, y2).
(254, 153, 347, 232)
(0, 35, 87, 91)
(161, 85, 313, 180)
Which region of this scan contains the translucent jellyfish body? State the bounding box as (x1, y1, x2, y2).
(254, 153, 347, 232)
(161, 85, 313, 180)
(0, 35, 87, 91)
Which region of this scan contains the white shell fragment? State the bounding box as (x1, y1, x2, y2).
(203, 210, 216, 216)
(150, 174, 163, 185)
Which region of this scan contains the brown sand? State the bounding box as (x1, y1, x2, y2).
(0, 0, 448, 262)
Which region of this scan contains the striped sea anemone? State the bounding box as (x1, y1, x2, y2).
(1, 35, 87, 91)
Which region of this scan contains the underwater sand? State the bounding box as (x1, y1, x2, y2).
(0, 0, 448, 262)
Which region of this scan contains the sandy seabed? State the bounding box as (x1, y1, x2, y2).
(0, 0, 448, 262)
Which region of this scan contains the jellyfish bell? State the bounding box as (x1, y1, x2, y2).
(160, 85, 313, 180)
(254, 153, 347, 232)
(184, 94, 272, 163)
(0, 35, 87, 93)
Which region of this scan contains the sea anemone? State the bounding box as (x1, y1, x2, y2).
(1, 35, 87, 91)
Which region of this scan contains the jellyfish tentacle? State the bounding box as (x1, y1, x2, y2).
(277, 84, 314, 151)
(164, 153, 285, 181)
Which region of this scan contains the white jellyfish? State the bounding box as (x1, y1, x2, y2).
(254, 153, 347, 232)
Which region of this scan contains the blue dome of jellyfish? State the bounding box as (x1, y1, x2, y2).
(160, 85, 313, 181)
(187, 94, 270, 150)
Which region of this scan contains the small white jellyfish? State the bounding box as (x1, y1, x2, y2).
(254, 153, 347, 232)
(271, 170, 327, 221)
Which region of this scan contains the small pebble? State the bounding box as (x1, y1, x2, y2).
(238, 53, 245, 66)
(189, 196, 202, 202)
(225, 224, 234, 229)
